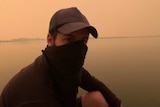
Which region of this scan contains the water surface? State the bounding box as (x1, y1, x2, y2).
(0, 37, 160, 107)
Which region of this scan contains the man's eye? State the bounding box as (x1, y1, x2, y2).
(66, 38, 74, 43)
(83, 39, 88, 44)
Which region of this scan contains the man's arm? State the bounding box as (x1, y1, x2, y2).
(79, 68, 122, 107)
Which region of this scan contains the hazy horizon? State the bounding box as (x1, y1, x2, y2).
(1, 0, 160, 40)
(0, 35, 160, 42)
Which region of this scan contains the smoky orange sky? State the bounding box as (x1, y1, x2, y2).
(0, 0, 160, 40)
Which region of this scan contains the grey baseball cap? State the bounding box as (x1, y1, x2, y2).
(49, 7, 98, 38)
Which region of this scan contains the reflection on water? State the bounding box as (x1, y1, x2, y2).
(0, 37, 160, 107)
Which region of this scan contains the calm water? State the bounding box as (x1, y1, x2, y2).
(0, 37, 160, 107)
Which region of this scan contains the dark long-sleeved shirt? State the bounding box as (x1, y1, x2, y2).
(0, 54, 121, 107)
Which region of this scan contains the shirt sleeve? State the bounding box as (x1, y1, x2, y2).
(79, 68, 121, 107)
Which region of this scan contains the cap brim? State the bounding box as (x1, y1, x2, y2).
(57, 22, 98, 38)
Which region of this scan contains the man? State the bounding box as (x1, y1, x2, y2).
(0, 7, 123, 107)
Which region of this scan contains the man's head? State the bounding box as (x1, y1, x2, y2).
(47, 7, 98, 46)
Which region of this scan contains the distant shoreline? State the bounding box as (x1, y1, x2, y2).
(0, 38, 46, 43)
(97, 35, 160, 39)
(0, 35, 160, 42)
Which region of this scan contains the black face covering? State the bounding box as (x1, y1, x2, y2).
(43, 41, 88, 106)
(45, 41, 88, 74)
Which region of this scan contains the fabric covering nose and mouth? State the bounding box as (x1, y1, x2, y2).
(44, 40, 88, 73)
(43, 41, 88, 106)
